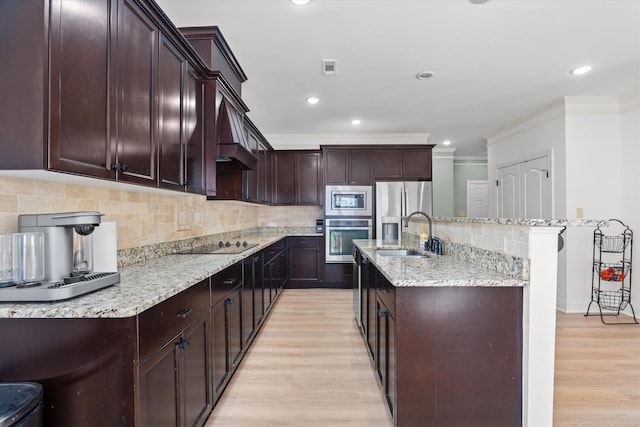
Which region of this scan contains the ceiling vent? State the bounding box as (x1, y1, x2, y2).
(322, 59, 337, 76)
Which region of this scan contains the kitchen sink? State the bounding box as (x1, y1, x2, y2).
(376, 249, 429, 258)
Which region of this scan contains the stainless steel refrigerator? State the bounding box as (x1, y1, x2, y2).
(375, 181, 433, 239)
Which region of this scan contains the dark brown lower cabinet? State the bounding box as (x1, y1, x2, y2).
(139, 310, 211, 427)
(211, 298, 228, 401)
(263, 240, 286, 308)
(370, 266, 523, 427)
(375, 296, 396, 419)
(324, 262, 353, 288)
(211, 264, 244, 403)
(286, 236, 323, 288)
(0, 241, 289, 427)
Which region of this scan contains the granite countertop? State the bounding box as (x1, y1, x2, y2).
(355, 240, 527, 288)
(0, 232, 297, 319)
(432, 217, 606, 227)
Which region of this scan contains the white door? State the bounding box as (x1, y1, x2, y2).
(522, 156, 551, 219)
(497, 163, 519, 218)
(466, 180, 489, 217)
(497, 154, 551, 219)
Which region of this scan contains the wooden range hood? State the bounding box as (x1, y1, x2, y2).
(216, 99, 257, 170)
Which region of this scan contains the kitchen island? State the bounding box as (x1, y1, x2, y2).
(354, 240, 526, 427)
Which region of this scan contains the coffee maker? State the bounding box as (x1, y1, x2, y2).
(0, 211, 120, 301)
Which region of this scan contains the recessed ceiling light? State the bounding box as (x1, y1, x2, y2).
(442, 140, 452, 146)
(416, 71, 434, 80)
(351, 119, 362, 126)
(570, 65, 592, 76)
(468, 0, 491, 4)
(290, 0, 311, 5)
(305, 96, 319, 105)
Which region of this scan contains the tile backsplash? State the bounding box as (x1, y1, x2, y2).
(0, 175, 322, 250)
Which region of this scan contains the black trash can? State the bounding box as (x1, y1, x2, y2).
(0, 383, 43, 427)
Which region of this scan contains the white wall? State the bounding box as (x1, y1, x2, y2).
(453, 160, 488, 217)
(432, 149, 455, 217)
(486, 95, 640, 315)
(487, 102, 567, 219)
(620, 93, 640, 318)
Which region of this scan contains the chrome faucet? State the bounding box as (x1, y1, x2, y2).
(404, 211, 433, 251)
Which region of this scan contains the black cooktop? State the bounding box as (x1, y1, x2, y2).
(180, 241, 259, 255)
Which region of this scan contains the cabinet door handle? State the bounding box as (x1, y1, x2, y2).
(378, 310, 389, 318)
(178, 337, 191, 349)
(176, 308, 193, 319)
(225, 297, 235, 305)
(222, 278, 237, 286)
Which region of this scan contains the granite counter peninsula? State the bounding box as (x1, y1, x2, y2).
(353, 239, 526, 427)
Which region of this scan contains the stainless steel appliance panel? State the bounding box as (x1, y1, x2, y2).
(405, 181, 433, 216)
(324, 185, 373, 217)
(375, 181, 432, 238)
(325, 218, 372, 263)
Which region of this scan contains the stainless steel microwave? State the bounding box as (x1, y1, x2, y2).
(324, 185, 373, 217)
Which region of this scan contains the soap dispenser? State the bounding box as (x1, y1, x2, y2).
(419, 227, 429, 250)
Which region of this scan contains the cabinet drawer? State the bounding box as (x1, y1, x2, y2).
(138, 279, 210, 361)
(263, 239, 286, 262)
(211, 262, 243, 305)
(376, 273, 395, 318)
(287, 236, 321, 249)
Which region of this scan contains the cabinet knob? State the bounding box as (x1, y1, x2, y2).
(178, 337, 191, 349)
(225, 297, 235, 305)
(378, 310, 389, 318)
(110, 163, 128, 173)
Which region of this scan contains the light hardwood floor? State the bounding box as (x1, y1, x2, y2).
(553, 310, 640, 426)
(204, 289, 639, 426)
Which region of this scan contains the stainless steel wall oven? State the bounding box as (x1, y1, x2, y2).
(325, 218, 372, 263)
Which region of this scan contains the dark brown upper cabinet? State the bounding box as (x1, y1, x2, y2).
(322, 147, 373, 185)
(47, 0, 117, 179)
(1, 0, 209, 194)
(158, 35, 205, 194)
(116, 0, 158, 186)
(243, 118, 273, 204)
(373, 146, 434, 180)
(272, 151, 323, 206)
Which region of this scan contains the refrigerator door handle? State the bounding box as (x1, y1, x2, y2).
(402, 186, 407, 218)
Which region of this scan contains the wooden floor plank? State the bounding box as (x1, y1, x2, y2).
(205, 289, 392, 427)
(204, 289, 640, 426)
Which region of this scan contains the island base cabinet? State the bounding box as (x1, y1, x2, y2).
(375, 296, 396, 419)
(390, 286, 523, 427)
